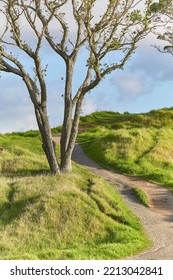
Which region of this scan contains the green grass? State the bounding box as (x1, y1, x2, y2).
(80, 108, 173, 130)
(78, 108, 173, 191)
(132, 188, 149, 207)
(0, 133, 49, 175)
(0, 133, 150, 260)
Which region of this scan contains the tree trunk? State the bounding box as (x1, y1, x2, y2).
(35, 107, 60, 174)
(60, 96, 84, 173)
(60, 102, 73, 173)
(60, 150, 72, 173)
(60, 59, 74, 172)
(60, 101, 72, 168)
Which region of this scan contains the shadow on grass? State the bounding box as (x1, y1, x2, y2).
(0, 183, 40, 225)
(1, 168, 51, 178)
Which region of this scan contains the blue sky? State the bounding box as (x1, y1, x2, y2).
(1, 29, 173, 133)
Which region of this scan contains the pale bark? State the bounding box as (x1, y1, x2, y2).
(35, 107, 60, 174)
(0, 0, 164, 174)
(61, 95, 84, 173)
(60, 59, 74, 171)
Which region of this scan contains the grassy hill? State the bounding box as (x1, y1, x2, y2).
(0, 132, 149, 260)
(78, 108, 173, 191)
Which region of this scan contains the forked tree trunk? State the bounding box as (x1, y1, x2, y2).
(35, 107, 60, 174)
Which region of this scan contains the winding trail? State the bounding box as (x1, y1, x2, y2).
(53, 135, 173, 259)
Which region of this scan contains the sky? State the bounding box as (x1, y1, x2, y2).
(1, 2, 173, 133)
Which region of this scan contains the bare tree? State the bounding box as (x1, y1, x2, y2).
(0, 0, 163, 174)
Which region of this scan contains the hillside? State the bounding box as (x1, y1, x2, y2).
(78, 108, 173, 191)
(0, 133, 149, 260)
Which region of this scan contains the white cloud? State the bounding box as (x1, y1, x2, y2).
(0, 75, 37, 133)
(82, 99, 98, 116)
(108, 33, 173, 110)
(110, 71, 149, 108)
(112, 73, 143, 98)
(0, 73, 67, 133)
(132, 33, 173, 81)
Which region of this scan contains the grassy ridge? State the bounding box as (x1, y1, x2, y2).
(78, 109, 173, 191)
(80, 108, 173, 130)
(0, 133, 149, 259)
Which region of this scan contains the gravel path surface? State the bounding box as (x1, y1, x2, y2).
(72, 144, 173, 260)
(53, 136, 173, 259)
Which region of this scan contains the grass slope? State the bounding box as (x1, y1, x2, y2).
(0, 133, 149, 260)
(78, 108, 173, 192)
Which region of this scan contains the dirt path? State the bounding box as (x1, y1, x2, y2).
(53, 135, 173, 259)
